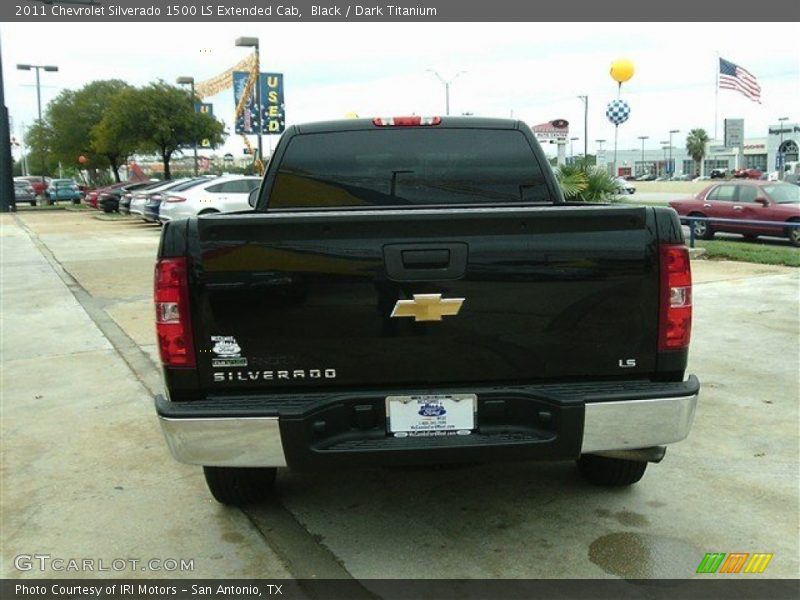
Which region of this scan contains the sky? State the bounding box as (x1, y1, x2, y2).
(2, 22, 798, 162)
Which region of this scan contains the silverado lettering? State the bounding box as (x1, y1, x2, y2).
(213, 369, 337, 382)
(153, 116, 700, 505)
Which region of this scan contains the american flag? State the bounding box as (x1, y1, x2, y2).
(719, 58, 762, 103)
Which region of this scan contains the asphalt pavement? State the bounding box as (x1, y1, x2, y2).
(1, 210, 798, 581)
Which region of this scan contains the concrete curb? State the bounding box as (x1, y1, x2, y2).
(689, 247, 707, 259)
(93, 213, 135, 221)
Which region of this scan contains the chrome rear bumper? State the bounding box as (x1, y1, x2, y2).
(158, 416, 287, 467)
(157, 388, 698, 468)
(581, 394, 698, 453)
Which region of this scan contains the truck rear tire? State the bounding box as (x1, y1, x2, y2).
(577, 454, 647, 486)
(202, 466, 277, 505)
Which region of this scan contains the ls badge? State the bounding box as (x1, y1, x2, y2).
(391, 294, 465, 322)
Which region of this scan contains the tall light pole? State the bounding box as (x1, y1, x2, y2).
(668, 129, 679, 178)
(17, 62, 58, 177)
(235, 36, 262, 164)
(177, 76, 199, 176)
(637, 135, 649, 176)
(16, 63, 58, 124)
(578, 95, 588, 160)
(426, 69, 465, 116)
(777, 116, 789, 179)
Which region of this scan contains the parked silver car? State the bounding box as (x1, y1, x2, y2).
(159, 176, 261, 222)
(129, 178, 194, 217)
(14, 181, 37, 206)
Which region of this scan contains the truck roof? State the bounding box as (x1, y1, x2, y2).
(294, 116, 523, 134)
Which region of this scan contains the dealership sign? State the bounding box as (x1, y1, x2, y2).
(260, 73, 285, 134)
(194, 102, 213, 115)
(233, 72, 286, 135)
(724, 118, 744, 149)
(233, 71, 258, 135)
(533, 119, 569, 141)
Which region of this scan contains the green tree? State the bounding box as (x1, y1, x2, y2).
(99, 81, 226, 180)
(685, 128, 710, 177)
(23, 121, 60, 176)
(41, 80, 134, 182)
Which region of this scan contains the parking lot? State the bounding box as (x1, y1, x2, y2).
(1, 209, 798, 581)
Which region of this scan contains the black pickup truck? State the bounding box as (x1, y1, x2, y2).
(154, 116, 699, 505)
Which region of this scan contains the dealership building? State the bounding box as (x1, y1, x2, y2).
(556, 121, 799, 178)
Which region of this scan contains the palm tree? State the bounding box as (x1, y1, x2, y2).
(554, 163, 588, 198)
(685, 129, 710, 178)
(554, 162, 619, 202)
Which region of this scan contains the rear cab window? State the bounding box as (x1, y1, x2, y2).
(267, 128, 551, 209)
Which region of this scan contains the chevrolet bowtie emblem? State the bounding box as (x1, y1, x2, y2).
(390, 294, 465, 322)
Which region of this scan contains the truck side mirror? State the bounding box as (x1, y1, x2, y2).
(248, 188, 259, 208)
(754, 197, 768, 206)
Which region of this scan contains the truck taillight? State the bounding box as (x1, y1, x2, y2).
(372, 116, 442, 127)
(154, 257, 195, 368)
(658, 244, 692, 352)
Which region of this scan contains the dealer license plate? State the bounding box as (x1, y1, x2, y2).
(386, 394, 476, 437)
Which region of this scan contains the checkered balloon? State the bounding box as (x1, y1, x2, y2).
(606, 99, 631, 125)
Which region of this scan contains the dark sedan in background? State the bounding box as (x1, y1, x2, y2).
(98, 181, 157, 213)
(85, 182, 129, 209)
(669, 181, 800, 246)
(119, 181, 165, 215)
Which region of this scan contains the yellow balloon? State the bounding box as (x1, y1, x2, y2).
(610, 59, 635, 84)
(344, 111, 360, 119)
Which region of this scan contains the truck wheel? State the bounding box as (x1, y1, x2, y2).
(577, 454, 647, 486)
(202, 466, 277, 505)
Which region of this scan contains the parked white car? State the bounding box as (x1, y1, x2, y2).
(158, 176, 261, 222)
(614, 177, 636, 194)
(129, 178, 193, 216)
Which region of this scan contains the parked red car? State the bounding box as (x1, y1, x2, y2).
(669, 181, 800, 246)
(84, 182, 128, 209)
(733, 168, 763, 179)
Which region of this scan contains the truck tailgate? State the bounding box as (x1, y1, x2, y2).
(189, 206, 659, 391)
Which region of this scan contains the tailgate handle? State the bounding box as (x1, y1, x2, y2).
(402, 249, 450, 269)
(384, 243, 468, 281)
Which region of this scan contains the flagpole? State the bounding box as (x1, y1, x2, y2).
(714, 52, 719, 141)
